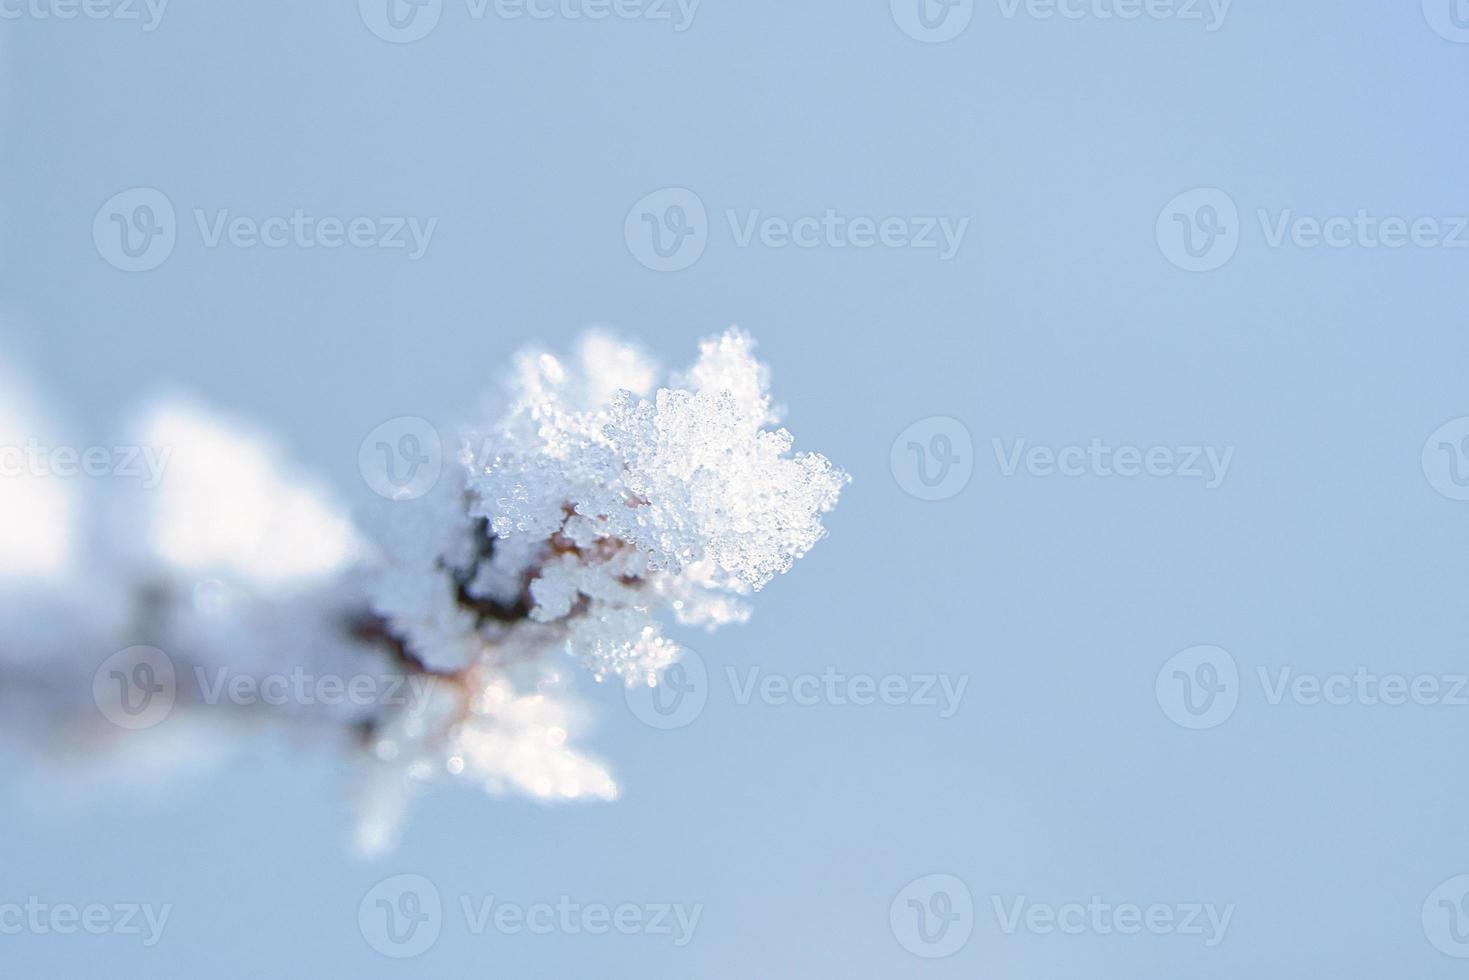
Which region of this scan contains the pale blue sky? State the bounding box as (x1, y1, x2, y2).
(4, 2, 1469, 976)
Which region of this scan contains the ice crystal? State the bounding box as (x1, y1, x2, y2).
(456, 327, 848, 683)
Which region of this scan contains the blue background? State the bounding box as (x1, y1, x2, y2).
(4, 1, 1469, 975)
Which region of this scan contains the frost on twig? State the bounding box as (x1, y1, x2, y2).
(0, 329, 847, 854)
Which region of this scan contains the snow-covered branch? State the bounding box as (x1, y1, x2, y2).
(0, 329, 847, 854)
